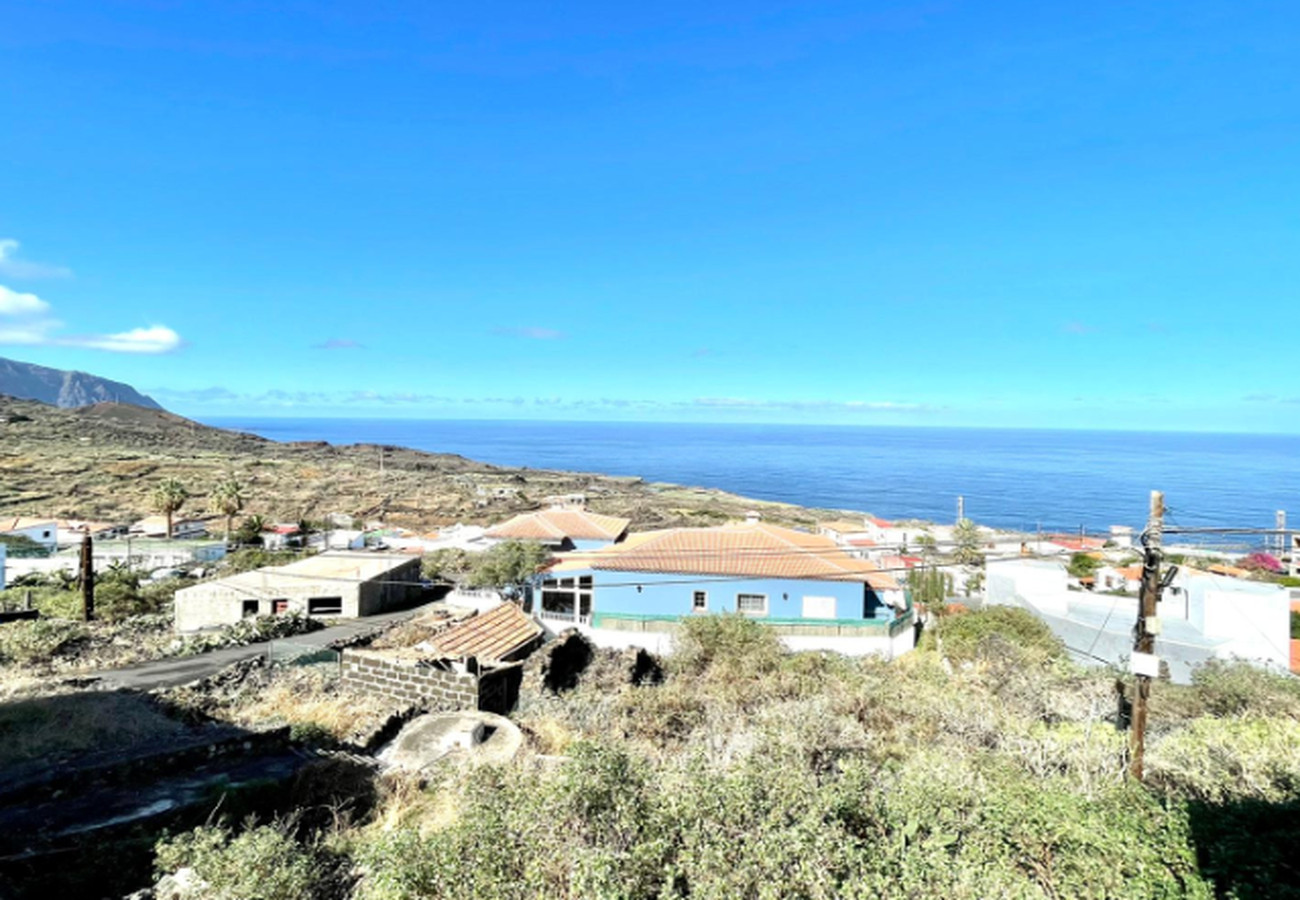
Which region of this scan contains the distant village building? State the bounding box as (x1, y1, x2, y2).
(0, 518, 58, 553)
(486, 507, 631, 551)
(531, 521, 914, 657)
(55, 519, 128, 547)
(129, 516, 209, 540)
(987, 557, 1291, 682)
(173, 551, 422, 632)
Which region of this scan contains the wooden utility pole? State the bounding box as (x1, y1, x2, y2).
(1129, 490, 1164, 780)
(79, 534, 95, 622)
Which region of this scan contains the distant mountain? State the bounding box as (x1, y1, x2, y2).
(0, 356, 163, 410)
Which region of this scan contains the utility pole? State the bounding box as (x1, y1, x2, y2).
(957, 495, 964, 523)
(79, 534, 95, 622)
(1276, 510, 1286, 557)
(1129, 490, 1164, 781)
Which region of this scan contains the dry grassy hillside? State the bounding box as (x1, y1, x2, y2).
(0, 396, 825, 531)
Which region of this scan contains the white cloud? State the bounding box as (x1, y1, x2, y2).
(0, 239, 73, 279)
(60, 326, 184, 354)
(0, 284, 51, 316)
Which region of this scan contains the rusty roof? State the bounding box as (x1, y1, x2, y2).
(486, 508, 630, 542)
(428, 602, 543, 662)
(552, 522, 899, 590)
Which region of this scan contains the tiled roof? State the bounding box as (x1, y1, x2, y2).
(487, 508, 630, 542)
(846, 537, 878, 548)
(1048, 535, 1107, 552)
(556, 522, 899, 590)
(866, 517, 893, 528)
(820, 519, 868, 534)
(428, 602, 542, 662)
(1115, 565, 1144, 581)
(1, 517, 56, 532)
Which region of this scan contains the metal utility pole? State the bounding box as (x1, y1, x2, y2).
(79, 535, 95, 622)
(1129, 490, 1164, 781)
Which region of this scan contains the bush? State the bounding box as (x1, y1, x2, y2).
(923, 606, 1066, 666)
(1191, 659, 1300, 720)
(0, 618, 89, 665)
(155, 820, 344, 900)
(1148, 716, 1300, 803)
(178, 612, 323, 655)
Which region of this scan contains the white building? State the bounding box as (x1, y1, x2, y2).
(130, 516, 209, 539)
(173, 551, 423, 632)
(987, 557, 1291, 683)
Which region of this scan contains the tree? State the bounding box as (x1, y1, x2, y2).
(235, 514, 266, 546)
(915, 533, 938, 557)
(468, 541, 553, 593)
(1067, 552, 1102, 579)
(151, 477, 189, 541)
(952, 518, 984, 565)
(908, 566, 953, 613)
(210, 476, 246, 543)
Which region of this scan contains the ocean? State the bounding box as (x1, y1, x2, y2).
(202, 418, 1300, 544)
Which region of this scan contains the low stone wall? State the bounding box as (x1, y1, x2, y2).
(342, 649, 479, 711)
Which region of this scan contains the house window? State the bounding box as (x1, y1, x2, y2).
(540, 575, 593, 618)
(736, 593, 767, 616)
(692, 590, 708, 612)
(241, 600, 259, 618)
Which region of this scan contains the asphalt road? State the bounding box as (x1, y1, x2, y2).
(93, 601, 439, 691)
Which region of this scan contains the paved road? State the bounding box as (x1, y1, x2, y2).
(94, 601, 439, 691)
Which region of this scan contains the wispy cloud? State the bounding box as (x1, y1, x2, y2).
(313, 338, 364, 350)
(0, 239, 73, 280)
(691, 397, 926, 412)
(492, 326, 565, 340)
(0, 282, 183, 354)
(1243, 393, 1276, 402)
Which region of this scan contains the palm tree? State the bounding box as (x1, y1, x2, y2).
(210, 476, 246, 543)
(151, 477, 189, 541)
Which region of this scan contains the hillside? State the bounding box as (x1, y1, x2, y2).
(0, 356, 162, 410)
(0, 396, 828, 531)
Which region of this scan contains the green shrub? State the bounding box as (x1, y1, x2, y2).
(1147, 716, 1300, 803)
(1191, 659, 1300, 720)
(0, 618, 89, 665)
(177, 612, 322, 656)
(155, 820, 342, 900)
(924, 606, 1066, 666)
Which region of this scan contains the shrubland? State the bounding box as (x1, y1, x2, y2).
(156, 610, 1300, 898)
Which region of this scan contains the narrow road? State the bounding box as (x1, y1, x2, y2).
(94, 601, 439, 691)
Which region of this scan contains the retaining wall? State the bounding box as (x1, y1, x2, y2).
(341, 649, 523, 714)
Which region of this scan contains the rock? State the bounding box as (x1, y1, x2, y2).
(378, 710, 522, 773)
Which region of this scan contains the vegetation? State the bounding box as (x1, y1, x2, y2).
(0, 533, 49, 558)
(951, 517, 983, 565)
(1067, 551, 1103, 579)
(422, 541, 552, 593)
(211, 475, 247, 542)
(151, 476, 190, 540)
(149, 610, 1300, 899)
(907, 567, 953, 612)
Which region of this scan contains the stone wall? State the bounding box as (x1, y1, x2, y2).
(342, 649, 479, 711)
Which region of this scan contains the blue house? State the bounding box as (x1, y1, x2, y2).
(532, 521, 915, 657)
(486, 506, 630, 552)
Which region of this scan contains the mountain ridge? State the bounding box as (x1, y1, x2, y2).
(0, 356, 163, 410)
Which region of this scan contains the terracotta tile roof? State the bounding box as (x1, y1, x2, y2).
(557, 522, 899, 590)
(866, 517, 893, 528)
(1115, 565, 1144, 581)
(428, 602, 543, 662)
(820, 519, 868, 534)
(846, 537, 878, 548)
(1048, 535, 1107, 552)
(487, 508, 630, 542)
(1, 517, 56, 532)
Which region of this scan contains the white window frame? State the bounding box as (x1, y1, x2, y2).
(736, 592, 768, 617)
(692, 590, 708, 612)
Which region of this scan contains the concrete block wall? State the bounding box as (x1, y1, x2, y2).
(341, 649, 480, 711)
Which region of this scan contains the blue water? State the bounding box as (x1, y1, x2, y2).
(202, 418, 1300, 541)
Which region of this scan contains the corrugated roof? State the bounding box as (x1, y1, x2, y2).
(486, 508, 630, 542)
(428, 602, 542, 662)
(553, 522, 899, 590)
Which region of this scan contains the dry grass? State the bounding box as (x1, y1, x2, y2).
(216, 666, 399, 745)
(0, 689, 195, 769)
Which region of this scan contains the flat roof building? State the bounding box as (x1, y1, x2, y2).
(173, 550, 422, 632)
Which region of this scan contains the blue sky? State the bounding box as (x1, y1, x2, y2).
(2, 1, 1298, 431)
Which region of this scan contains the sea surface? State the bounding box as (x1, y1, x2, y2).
(203, 418, 1300, 544)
